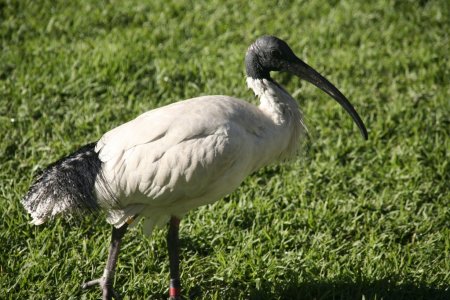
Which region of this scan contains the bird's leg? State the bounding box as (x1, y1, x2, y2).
(167, 216, 181, 300)
(82, 223, 129, 300)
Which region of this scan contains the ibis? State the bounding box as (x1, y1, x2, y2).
(22, 35, 368, 300)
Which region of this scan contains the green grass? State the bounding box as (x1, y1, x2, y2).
(1, 0, 449, 299)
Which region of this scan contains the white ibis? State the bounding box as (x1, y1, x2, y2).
(22, 35, 368, 300)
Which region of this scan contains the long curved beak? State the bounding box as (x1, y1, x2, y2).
(288, 58, 368, 140)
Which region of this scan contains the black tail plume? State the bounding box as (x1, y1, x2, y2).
(22, 142, 102, 225)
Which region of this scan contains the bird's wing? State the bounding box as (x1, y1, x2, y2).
(95, 96, 264, 209)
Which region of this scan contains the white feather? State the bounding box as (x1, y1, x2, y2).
(94, 81, 306, 234)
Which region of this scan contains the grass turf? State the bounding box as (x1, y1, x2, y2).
(1, 0, 449, 299)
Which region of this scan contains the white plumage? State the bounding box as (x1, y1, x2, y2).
(96, 78, 305, 235)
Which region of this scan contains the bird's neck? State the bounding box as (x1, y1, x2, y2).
(247, 77, 294, 124)
(246, 77, 307, 161)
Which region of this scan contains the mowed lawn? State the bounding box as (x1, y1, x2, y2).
(1, 0, 448, 299)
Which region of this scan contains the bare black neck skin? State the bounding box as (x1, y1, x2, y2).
(245, 49, 271, 81)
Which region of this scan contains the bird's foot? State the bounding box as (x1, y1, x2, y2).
(81, 271, 121, 300)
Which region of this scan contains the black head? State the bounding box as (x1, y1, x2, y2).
(245, 36, 298, 79)
(245, 35, 368, 140)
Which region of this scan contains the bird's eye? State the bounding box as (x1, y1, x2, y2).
(270, 49, 282, 58)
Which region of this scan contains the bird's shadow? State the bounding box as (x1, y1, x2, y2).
(247, 279, 449, 300)
(178, 234, 449, 300)
(186, 278, 449, 300)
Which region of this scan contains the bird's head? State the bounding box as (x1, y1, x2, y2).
(245, 35, 368, 140)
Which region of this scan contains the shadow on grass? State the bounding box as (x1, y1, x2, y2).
(180, 237, 449, 300)
(245, 279, 450, 300)
(185, 278, 450, 300)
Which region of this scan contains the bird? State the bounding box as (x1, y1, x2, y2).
(22, 35, 368, 300)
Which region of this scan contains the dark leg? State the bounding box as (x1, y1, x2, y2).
(167, 216, 181, 300)
(82, 223, 129, 300)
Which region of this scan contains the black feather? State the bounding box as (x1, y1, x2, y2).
(22, 142, 104, 224)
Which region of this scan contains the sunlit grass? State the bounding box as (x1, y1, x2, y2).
(1, 0, 449, 299)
